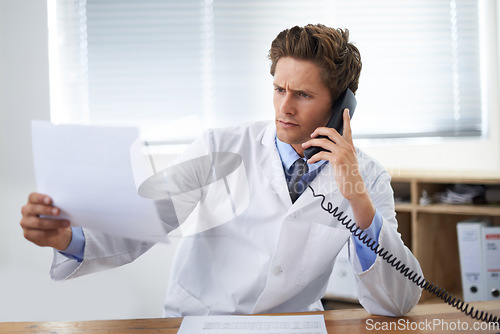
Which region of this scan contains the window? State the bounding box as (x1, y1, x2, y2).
(48, 0, 484, 142)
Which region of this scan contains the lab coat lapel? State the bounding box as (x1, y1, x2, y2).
(258, 123, 292, 208)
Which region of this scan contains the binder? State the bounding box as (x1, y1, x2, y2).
(456, 221, 487, 302)
(482, 226, 500, 300)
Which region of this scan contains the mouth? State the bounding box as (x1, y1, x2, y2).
(277, 120, 299, 128)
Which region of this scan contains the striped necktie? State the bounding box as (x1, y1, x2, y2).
(287, 158, 309, 203)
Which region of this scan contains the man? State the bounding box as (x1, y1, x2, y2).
(20, 24, 422, 317)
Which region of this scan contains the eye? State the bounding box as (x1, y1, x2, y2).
(298, 92, 310, 98)
(274, 86, 285, 93)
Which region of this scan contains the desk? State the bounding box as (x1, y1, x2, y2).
(2, 301, 499, 333)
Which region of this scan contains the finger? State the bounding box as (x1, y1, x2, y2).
(23, 228, 65, 247)
(21, 216, 70, 230)
(310, 127, 341, 142)
(302, 137, 339, 152)
(309, 127, 349, 149)
(28, 192, 52, 205)
(22, 202, 61, 217)
(306, 150, 336, 165)
(342, 108, 354, 145)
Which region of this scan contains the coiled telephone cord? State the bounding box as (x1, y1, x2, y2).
(309, 185, 500, 325)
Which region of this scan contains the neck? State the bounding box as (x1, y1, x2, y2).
(291, 143, 305, 158)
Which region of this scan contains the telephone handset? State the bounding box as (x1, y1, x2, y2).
(304, 88, 357, 160)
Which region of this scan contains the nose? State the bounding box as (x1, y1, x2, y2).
(279, 91, 295, 115)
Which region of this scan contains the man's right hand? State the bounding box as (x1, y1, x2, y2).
(20, 192, 72, 251)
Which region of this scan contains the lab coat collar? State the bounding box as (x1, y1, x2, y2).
(259, 122, 291, 209)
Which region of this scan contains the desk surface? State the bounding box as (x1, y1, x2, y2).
(2, 301, 499, 333)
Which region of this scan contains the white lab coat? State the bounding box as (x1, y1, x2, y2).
(50, 121, 422, 317)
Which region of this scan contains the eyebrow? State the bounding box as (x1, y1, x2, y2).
(273, 82, 315, 96)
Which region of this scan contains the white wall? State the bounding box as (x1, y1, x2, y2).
(1, 0, 499, 323)
(0, 0, 176, 322)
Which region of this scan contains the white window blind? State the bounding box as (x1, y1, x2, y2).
(337, 0, 482, 138)
(48, 0, 483, 142)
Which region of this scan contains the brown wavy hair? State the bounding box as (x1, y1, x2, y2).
(268, 24, 362, 102)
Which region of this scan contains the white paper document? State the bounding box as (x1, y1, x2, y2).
(31, 120, 168, 242)
(177, 315, 327, 334)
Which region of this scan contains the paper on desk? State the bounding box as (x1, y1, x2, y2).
(177, 314, 327, 334)
(31, 120, 169, 242)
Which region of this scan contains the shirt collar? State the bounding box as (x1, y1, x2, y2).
(275, 136, 326, 174)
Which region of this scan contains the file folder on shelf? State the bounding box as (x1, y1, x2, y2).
(457, 221, 487, 302)
(482, 226, 500, 301)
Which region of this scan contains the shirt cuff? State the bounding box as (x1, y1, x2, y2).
(58, 227, 85, 262)
(353, 210, 382, 271)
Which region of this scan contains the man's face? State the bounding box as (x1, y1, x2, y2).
(273, 57, 332, 156)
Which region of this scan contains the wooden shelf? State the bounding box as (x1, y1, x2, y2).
(396, 203, 500, 216)
(417, 204, 500, 216)
(390, 171, 500, 303)
(395, 203, 413, 212)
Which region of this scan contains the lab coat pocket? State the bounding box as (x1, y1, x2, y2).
(164, 282, 210, 317)
(296, 222, 350, 287)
